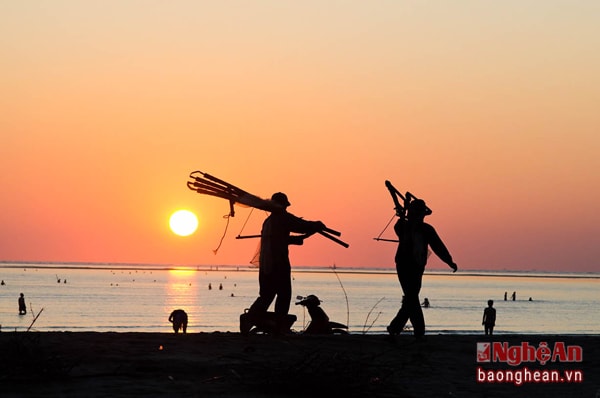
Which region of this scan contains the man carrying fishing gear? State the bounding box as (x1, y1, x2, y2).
(385, 189, 458, 340)
(241, 192, 327, 335)
(187, 170, 348, 334)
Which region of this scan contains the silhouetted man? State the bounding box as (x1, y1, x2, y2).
(387, 199, 457, 339)
(242, 192, 325, 334)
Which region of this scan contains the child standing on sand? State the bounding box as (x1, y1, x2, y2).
(482, 300, 496, 336)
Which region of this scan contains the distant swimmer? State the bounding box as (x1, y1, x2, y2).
(511, 291, 516, 301)
(421, 298, 430, 308)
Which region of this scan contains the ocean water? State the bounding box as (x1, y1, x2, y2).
(0, 265, 598, 335)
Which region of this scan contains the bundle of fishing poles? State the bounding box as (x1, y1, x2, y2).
(373, 180, 432, 243)
(187, 170, 349, 248)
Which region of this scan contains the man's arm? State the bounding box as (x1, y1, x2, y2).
(425, 224, 458, 272)
(288, 231, 318, 246)
(286, 213, 325, 235)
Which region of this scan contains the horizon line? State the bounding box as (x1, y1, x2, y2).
(0, 260, 598, 278)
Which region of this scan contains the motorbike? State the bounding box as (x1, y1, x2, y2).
(295, 295, 348, 334)
(239, 294, 348, 335)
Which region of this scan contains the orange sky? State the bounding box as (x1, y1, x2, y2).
(1, 2, 599, 272)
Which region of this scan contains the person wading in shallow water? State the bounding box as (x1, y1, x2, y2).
(387, 199, 457, 339)
(18, 293, 27, 315)
(242, 192, 325, 335)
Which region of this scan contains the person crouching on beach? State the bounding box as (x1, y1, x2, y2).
(168, 309, 188, 333)
(387, 199, 457, 339)
(242, 192, 325, 335)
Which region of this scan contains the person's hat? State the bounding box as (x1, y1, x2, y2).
(409, 199, 427, 212)
(271, 192, 290, 207)
(408, 199, 428, 216)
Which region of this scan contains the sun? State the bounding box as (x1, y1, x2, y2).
(169, 210, 198, 236)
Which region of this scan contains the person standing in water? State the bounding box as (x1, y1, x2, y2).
(18, 293, 27, 315)
(387, 199, 457, 339)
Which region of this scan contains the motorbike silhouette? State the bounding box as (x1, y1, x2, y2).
(239, 294, 348, 335)
(296, 295, 348, 334)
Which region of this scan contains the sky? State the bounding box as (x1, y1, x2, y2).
(1, 1, 599, 272)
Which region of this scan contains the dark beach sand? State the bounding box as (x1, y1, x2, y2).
(1, 332, 598, 397)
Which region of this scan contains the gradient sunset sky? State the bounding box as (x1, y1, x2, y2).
(2, 1, 599, 272)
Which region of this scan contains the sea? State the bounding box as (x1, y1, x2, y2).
(0, 264, 598, 335)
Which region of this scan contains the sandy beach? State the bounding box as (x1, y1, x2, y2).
(1, 332, 598, 397)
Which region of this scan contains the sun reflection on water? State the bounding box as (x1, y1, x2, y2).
(164, 269, 200, 329)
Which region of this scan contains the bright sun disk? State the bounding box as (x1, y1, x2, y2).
(169, 210, 198, 236)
